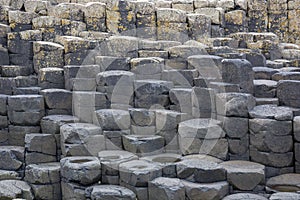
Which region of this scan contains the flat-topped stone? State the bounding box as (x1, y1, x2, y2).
(86, 185, 136, 200)
(277, 80, 300, 108)
(98, 150, 138, 176)
(141, 153, 182, 177)
(249, 105, 295, 120)
(266, 173, 300, 192)
(220, 160, 265, 190)
(178, 118, 224, 139)
(60, 156, 101, 186)
(41, 115, 80, 135)
(182, 180, 229, 200)
(223, 193, 268, 200)
(25, 162, 60, 184)
(119, 160, 162, 187)
(122, 135, 165, 155)
(149, 177, 185, 200)
(176, 158, 226, 183)
(0, 170, 19, 180)
(269, 192, 300, 200)
(95, 109, 130, 131)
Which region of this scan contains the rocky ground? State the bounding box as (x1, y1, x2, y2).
(0, 0, 300, 199)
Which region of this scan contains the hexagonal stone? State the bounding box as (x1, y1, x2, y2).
(25, 134, 56, 156)
(40, 115, 80, 135)
(149, 177, 185, 200)
(119, 160, 162, 187)
(141, 153, 182, 178)
(269, 192, 300, 200)
(249, 105, 295, 121)
(254, 80, 277, 98)
(41, 89, 72, 110)
(0, 180, 33, 200)
(181, 154, 223, 163)
(25, 162, 60, 184)
(60, 156, 101, 186)
(98, 150, 138, 176)
(266, 173, 300, 192)
(223, 193, 268, 200)
(182, 180, 229, 200)
(176, 158, 226, 183)
(122, 135, 165, 155)
(86, 185, 136, 200)
(95, 109, 130, 131)
(220, 160, 265, 190)
(8, 95, 44, 111)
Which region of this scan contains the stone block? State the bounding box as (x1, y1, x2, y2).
(277, 80, 300, 108)
(25, 134, 56, 156)
(95, 109, 130, 131)
(60, 156, 101, 186)
(41, 89, 72, 110)
(119, 160, 162, 187)
(85, 185, 136, 200)
(149, 177, 185, 200)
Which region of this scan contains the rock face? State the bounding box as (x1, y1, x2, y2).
(1, 0, 300, 199)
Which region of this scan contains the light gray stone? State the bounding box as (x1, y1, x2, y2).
(60, 156, 101, 186)
(220, 160, 265, 190)
(223, 193, 268, 200)
(95, 109, 130, 131)
(149, 177, 185, 200)
(266, 173, 300, 192)
(85, 185, 136, 200)
(0, 180, 33, 200)
(119, 160, 162, 187)
(25, 162, 60, 184)
(176, 158, 226, 183)
(182, 180, 229, 200)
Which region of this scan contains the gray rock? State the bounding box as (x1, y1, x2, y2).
(294, 116, 300, 142)
(249, 118, 292, 136)
(220, 160, 265, 190)
(8, 95, 44, 112)
(0, 180, 33, 200)
(254, 80, 277, 98)
(249, 105, 294, 121)
(95, 109, 130, 131)
(141, 153, 182, 178)
(269, 192, 300, 200)
(86, 185, 136, 200)
(122, 135, 165, 155)
(219, 116, 248, 138)
(25, 162, 60, 184)
(178, 119, 225, 139)
(41, 115, 80, 135)
(8, 125, 41, 146)
(266, 173, 300, 192)
(156, 8, 186, 23)
(0, 170, 19, 180)
(253, 67, 278, 80)
(98, 150, 138, 176)
(41, 89, 72, 110)
(25, 134, 56, 155)
(0, 146, 24, 171)
(149, 177, 185, 200)
(60, 156, 101, 186)
(119, 160, 162, 187)
(182, 180, 229, 200)
(156, 109, 183, 131)
(250, 147, 293, 168)
(176, 158, 226, 183)
(216, 93, 256, 118)
(223, 193, 268, 200)
(31, 183, 61, 200)
(129, 108, 155, 126)
(221, 59, 254, 93)
(277, 80, 300, 108)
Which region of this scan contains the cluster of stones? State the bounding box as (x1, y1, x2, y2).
(0, 0, 300, 199)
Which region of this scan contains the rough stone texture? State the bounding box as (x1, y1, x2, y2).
(119, 160, 162, 187)
(86, 185, 136, 200)
(60, 156, 101, 186)
(182, 180, 229, 200)
(148, 177, 185, 200)
(220, 160, 265, 190)
(266, 173, 300, 192)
